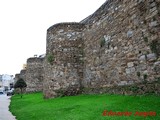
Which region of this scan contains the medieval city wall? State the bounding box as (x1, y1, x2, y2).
(25, 57, 44, 92)
(15, 0, 160, 98)
(43, 0, 160, 98)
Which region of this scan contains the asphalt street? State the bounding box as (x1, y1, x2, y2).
(0, 94, 16, 120)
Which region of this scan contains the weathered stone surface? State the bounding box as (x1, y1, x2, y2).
(82, 80, 160, 95)
(43, 23, 85, 98)
(127, 62, 134, 68)
(127, 30, 133, 38)
(154, 61, 160, 74)
(139, 53, 157, 62)
(25, 57, 44, 92)
(19, 70, 26, 81)
(147, 53, 157, 61)
(149, 21, 158, 27)
(118, 81, 128, 86)
(34, 0, 160, 98)
(14, 74, 20, 84)
(125, 67, 136, 74)
(139, 55, 146, 61)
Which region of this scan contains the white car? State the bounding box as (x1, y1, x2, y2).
(7, 90, 14, 96)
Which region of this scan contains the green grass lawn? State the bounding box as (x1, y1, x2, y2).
(10, 93, 160, 120)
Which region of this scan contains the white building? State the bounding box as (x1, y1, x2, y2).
(0, 74, 14, 91)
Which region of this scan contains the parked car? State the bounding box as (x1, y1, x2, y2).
(0, 88, 4, 95)
(7, 90, 14, 96)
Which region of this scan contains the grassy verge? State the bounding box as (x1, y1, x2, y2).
(10, 93, 160, 120)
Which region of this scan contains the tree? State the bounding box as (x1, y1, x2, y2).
(14, 78, 27, 98)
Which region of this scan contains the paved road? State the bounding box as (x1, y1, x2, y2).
(0, 94, 16, 120)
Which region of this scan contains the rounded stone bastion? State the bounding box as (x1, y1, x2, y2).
(25, 57, 44, 92)
(43, 22, 86, 98)
(14, 73, 20, 82)
(19, 69, 26, 81)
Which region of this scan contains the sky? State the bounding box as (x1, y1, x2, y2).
(0, 0, 106, 75)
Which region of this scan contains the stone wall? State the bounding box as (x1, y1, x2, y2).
(82, 0, 160, 89)
(82, 78, 160, 95)
(14, 70, 26, 93)
(14, 74, 20, 84)
(43, 23, 85, 98)
(42, 0, 160, 98)
(25, 57, 44, 92)
(19, 70, 26, 81)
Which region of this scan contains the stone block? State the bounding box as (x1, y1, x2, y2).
(127, 53, 135, 58)
(127, 62, 134, 67)
(126, 68, 130, 74)
(147, 53, 157, 61)
(139, 54, 156, 62)
(130, 67, 135, 73)
(67, 33, 72, 38)
(118, 81, 127, 86)
(150, 2, 156, 8)
(54, 83, 61, 90)
(150, 6, 157, 13)
(60, 71, 64, 76)
(128, 81, 134, 85)
(139, 55, 146, 61)
(127, 30, 133, 38)
(125, 67, 135, 74)
(150, 10, 158, 17)
(104, 35, 111, 43)
(58, 29, 64, 33)
(143, 70, 148, 74)
(149, 21, 158, 27)
(154, 61, 160, 73)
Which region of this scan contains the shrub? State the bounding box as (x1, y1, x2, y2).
(143, 74, 148, 81)
(14, 78, 27, 98)
(136, 72, 141, 78)
(100, 37, 106, 47)
(143, 37, 148, 42)
(130, 86, 139, 92)
(47, 54, 54, 65)
(149, 40, 160, 56)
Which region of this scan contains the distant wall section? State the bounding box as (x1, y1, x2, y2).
(25, 57, 44, 92)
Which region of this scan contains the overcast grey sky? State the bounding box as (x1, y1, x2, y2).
(0, 0, 106, 75)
